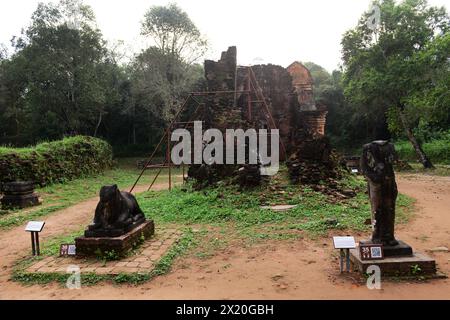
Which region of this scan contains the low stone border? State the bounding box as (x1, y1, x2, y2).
(26, 227, 183, 275)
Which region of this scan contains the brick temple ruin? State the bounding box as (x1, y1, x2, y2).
(202, 46, 328, 152)
(186, 46, 343, 187)
(287, 61, 328, 136)
(131, 46, 347, 192)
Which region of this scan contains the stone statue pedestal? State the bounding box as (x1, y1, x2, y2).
(350, 239, 438, 277)
(349, 246, 437, 277)
(84, 217, 147, 238)
(75, 220, 154, 257)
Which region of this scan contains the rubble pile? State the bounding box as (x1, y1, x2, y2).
(187, 164, 236, 190)
(188, 163, 263, 189)
(234, 164, 263, 187)
(287, 136, 343, 185)
(286, 135, 356, 200)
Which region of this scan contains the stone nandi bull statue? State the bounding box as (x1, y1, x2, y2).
(85, 184, 146, 237)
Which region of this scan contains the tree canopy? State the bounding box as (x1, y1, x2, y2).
(141, 3, 208, 63)
(0, 0, 448, 164)
(0, 0, 112, 140)
(341, 0, 449, 167)
(0, 1, 205, 149)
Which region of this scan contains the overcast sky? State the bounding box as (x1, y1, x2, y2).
(1, 0, 448, 71)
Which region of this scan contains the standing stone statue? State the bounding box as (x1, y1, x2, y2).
(360, 141, 412, 256)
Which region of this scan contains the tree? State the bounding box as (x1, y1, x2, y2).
(0, 44, 8, 60)
(141, 3, 208, 64)
(303, 64, 390, 151)
(3, 0, 116, 142)
(0, 1, 205, 150)
(403, 33, 450, 133)
(0, 47, 28, 142)
(341, 0, 449, 168)
(130, 46, 203, 143)
(131, 3, 205, 144)
(303, 62, 333, 96)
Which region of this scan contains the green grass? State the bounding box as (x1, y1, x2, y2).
(134, 172, 413, 257)
(0, 204, 68, 229)
(137, 174, 414, 239)
(6, 161, 416, 287)
(400, 163, 450, 176)
(0, 159, 183, 229)
(395, 135, 450, 165)
(40, 229, 85, 256)
(9, 167, 416, 286)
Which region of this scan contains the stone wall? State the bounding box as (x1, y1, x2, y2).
(202, 47, 328, 143)
(235, 64, 297, 153)
(301, 108, 328, 136)
(204, 46, 245, 131)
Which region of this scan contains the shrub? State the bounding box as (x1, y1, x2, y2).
(395, 131, 450, 165)
(0, 136, 113, 186)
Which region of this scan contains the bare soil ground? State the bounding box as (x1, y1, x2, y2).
(0, 174, 449, 300)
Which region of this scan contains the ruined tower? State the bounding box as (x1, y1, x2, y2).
(202, 47, 329, 152)
(189, 47, 339, 187)
(287, 62, 328, 136)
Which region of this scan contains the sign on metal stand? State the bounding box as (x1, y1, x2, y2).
(25, 221, 45, 256)
(333, 236, 356, 273)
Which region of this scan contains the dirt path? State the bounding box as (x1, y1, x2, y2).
(0, 174, 449, 299)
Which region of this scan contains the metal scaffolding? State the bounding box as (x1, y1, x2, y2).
(129, 66, 286, 193)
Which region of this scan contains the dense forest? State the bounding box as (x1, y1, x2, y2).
(0, 1, 205, 154)
(0, 0, 449, 164)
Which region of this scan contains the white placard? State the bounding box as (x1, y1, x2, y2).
(67, 244, 76, 255)
(60, 244, 76, 256)
(333, 236, 356, 249)
(25, 221, 45, 232)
